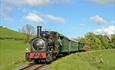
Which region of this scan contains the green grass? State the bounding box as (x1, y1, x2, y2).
(0, 26, 23, 39)
(0, 39, 29, 70)
(0, 27, 30, 70)
(49, 49, 115, 70)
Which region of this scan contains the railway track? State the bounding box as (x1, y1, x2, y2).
(20, 64, 45, 70)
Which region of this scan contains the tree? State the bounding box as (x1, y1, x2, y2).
(21, 24, 35, 42)
(85, 33, 102, 49)
(108, 34, 115, 48)
(77, 32, 115, 50)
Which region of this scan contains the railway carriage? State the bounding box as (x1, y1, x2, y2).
(25, 26, 88, 63)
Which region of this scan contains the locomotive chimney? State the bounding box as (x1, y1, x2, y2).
(37, 26, 42, 37)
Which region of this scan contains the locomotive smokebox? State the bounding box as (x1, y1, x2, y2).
(37, 26, 42, 37)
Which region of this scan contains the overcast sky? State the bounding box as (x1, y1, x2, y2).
(0, 0, 115, 39)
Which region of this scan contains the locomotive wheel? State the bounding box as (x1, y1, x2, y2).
(34, 59, 38, 64)
(52, 52, 58, 60)
(46, 53, 53, 64)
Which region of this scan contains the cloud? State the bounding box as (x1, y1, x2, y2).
(95, 25, 115, 35)
(47, 15, 65, 23)
(0, 0, 70, 21)
(0, 0, 70, 8)
(5, 0, 70, 6)
(24, 12, 65, 24)
(95, 29, 103, 33)
(27, 0, 51, 6)
(90, 15, 108, 27)
(104, 26, 115, 35)
(88, 0, 115, 5)
(1, 0, 50, 8)
(25, 13, 45, 24)
(91, 15, 115, 39)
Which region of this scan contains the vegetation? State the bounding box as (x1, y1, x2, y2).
(20, 24, 35, 42)
(49, 49, 115, 70)
(0, 26, 23, 39)
(0, 26, 115, 70)
(0, 40, 29, 70)
(77, 32, 115, 49)
(0, 26, 29, 70)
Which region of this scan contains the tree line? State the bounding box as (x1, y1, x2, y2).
(76, 32, 115, 49)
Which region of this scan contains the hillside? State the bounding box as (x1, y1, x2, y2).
(0, 26, 23, 39)
(0, 27, 29, 70)
(49, 49, 115, 70)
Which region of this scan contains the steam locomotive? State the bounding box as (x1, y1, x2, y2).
(26, 26, 88, 63)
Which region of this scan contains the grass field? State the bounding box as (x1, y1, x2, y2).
(49, 49, 115, 70)
(0, 39, 29, 70)
(0, 27, 29, 70)
(0, 27, 23, 39)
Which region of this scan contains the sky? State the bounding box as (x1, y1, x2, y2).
(0, 0, 115, 39)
